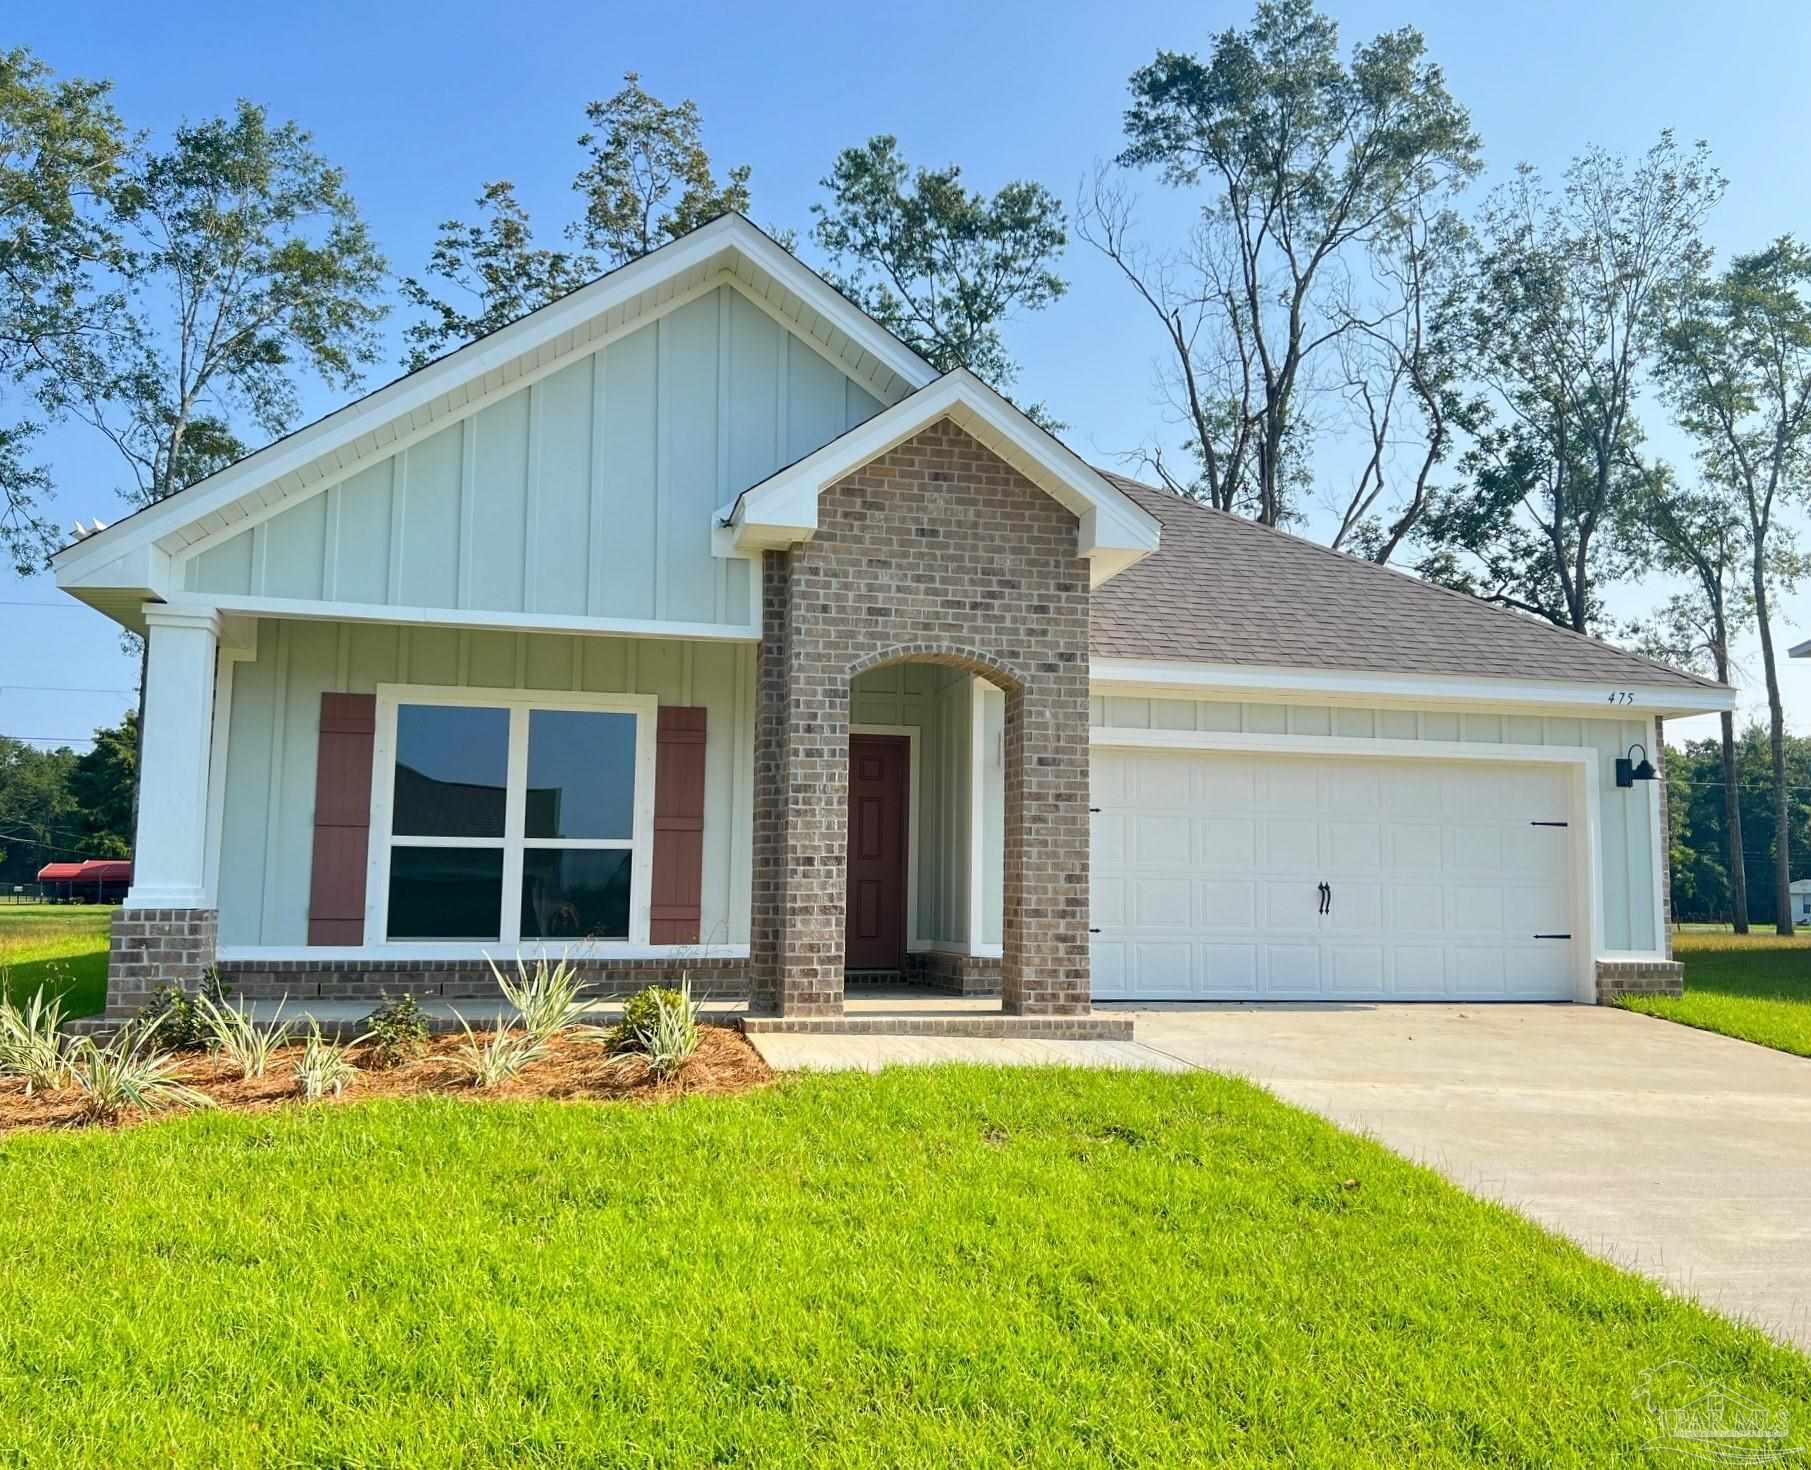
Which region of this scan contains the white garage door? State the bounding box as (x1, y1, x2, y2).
(1090, 747, 1578, 1002)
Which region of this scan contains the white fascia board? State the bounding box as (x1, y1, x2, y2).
(1792, 637, 1810, 658)
(51, 215, 935, 591)
(728, 370, 1162, 581)
(1089, 656, 1736, 717)
(56, 541, 171, 604)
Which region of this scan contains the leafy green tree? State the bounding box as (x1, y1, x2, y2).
(65, 711, 135, 857)
(1666, 726, 1811, 926)
(0, 47, 126, 573)
(52, 100, 387, 508)
(401, 75, 750, 368)
(1419, 133, 1723, 633)
(1627, 469, 1759, 928)
(399, 182, 597, 371)
(571, 72, 750, 264)
(1086, 0, 1479, 523)
(812, 136, 1067, 424)
(0, 736, 78, 885)
(1657, 237, 1811, 934)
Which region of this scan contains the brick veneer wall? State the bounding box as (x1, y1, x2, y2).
(749, 417, 1093, 1017)
(104, 909, 218, 1019)
(906, 951, 1003, 997)
(215, 956, 748, 1004)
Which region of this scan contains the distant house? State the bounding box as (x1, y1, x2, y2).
(1792, 880, 1811, 927)
(53, 215, 1731, 1025)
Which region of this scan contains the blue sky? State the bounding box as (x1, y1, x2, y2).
(8, 0, 1811, 764)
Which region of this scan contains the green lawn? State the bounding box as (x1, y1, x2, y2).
(0, 902, 112, 1017)
(1618, 930, 1811, 1058)
(0, 1067, 1803, 1467)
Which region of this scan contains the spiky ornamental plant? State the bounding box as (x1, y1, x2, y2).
(451, 1015, 545, 1090)
(294, 1021, 358, 1102)
(66, 1023, 213, 1122)
(196, 993, 294, 1080)
(0, 986, 74, 1095)
(488, 954, 586, 1041)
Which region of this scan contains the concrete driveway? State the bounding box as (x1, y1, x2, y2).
(1128, 1003, 1811, 1351)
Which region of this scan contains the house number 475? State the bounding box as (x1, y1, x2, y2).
(1606, 691, 1636, 705)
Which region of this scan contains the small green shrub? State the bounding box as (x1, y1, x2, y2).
(137, 967, 228, 1050)
(67, 1024, 213, 1122)
(196, 993, 294, 1080)
(0, 986, 74, 1095)
(604, 978, 699, 1080)
(488, 954, 585, 1040)
(451, 1016, 545, 1090)
(361, 993, 430, 1068)
(294, 1021, 358, 1102)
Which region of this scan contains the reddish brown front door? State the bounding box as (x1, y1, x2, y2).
(846, 734, 909, 972)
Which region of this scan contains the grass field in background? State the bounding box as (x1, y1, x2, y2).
(1618, 930, 1811, 1058)
(0, 904, 112, 1018)
(0, 1066, 1804, 1467)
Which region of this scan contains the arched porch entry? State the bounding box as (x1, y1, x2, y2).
(748, 620, 1093, 1020)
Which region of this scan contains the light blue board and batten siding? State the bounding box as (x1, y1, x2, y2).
(1088, 695, 1661, 953)
(184, 288, 885, 627)
(215, 618, 756, 949)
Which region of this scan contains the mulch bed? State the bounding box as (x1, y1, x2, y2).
(0, 1024, 770, 1136)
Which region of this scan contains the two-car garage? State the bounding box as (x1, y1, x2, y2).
(1089, 744, 1584, 1002)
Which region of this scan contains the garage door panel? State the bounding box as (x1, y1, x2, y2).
(1132, 877, 1192, 928)
(1201, 943, 1258, 997)
(1197, 879, 1257, 930)
(1091, 748, 1578, 1003)
(1262, 818, 1319, 872)
(1195, 818, 1256, 869)
(1323, 820, 1382, 870)
(1262, 943, 1321, 993)
(1133, 814, 1191, 867)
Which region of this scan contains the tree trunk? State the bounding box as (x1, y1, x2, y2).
(1752, 556, 1794, 935)
(1719, 708, 1749, 933)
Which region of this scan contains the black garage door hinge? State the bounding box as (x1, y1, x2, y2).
(1529, 820, 1569, 827)
(1533, 933, 1572, 940)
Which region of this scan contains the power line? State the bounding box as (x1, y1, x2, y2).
(0, 685, 135, 695)
(0, 734, 98, 746)
(0, 600, 85, 609)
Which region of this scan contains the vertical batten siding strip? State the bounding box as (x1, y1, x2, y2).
(386, 452, 408, 603)
(335, 625, 351, 691)
(570, 636, 584, 692)
(250, 522, 269, 597)
(457, 416, 478, 609)
(514, 634, 528, 690)
(653, 317, 669, 620)
(258, 623, 292, 945)
(586, 352, 607, 617)
(322, 483, 341, 602)
(524, 381, 543, 612)
(715, 288, 732, 626)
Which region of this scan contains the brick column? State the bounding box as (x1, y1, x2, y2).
(104, 908, 218, 1019)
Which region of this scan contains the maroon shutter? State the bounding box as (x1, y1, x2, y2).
(649, 706, 707, 944)
(307, 692, 376, 946)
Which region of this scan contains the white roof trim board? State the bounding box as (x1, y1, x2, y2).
(721, 369, 1162, 587)
(53, 214, 935, 604)
(1792, 638, 1810, 658)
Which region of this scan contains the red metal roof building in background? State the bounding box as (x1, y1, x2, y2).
(33, 859, 132, 901)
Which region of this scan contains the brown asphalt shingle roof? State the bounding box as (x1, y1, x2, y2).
(1091, 476, 1721, 692)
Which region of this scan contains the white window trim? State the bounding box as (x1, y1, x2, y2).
(365, 684, 658, 953)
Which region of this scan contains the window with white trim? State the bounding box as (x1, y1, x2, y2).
(371, 691, 653, 945)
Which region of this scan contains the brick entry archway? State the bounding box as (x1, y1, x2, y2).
(748, 418, 1092, 1019)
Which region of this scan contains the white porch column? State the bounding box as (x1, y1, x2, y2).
(125, 606, 221, 909)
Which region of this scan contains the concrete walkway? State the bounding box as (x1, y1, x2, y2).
(751, 1003, 1811, 1351)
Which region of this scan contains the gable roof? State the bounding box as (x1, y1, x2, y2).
(53, 214, 936, 623)
(1093, 476, 1727, 703)
(722, 370, 1161, 587)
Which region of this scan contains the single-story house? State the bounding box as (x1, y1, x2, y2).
(1792, 880, 1811, 927)
(55, 215, 1728, 1028)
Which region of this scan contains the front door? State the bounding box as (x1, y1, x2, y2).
(846, 734, 910, 973)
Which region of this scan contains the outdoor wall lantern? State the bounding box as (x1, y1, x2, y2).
(1615, 743, 1657, 788)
